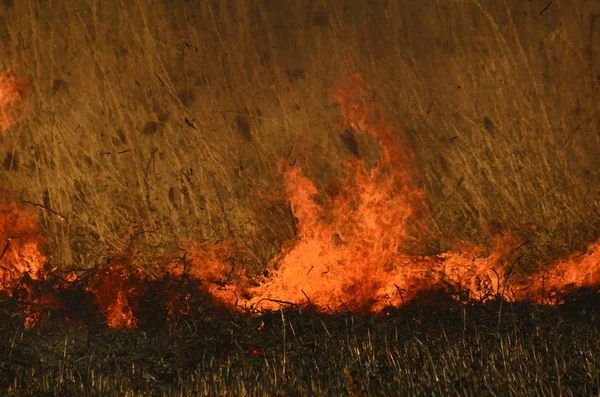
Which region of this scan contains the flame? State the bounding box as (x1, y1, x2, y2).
(162, 239, 240, 322)
(527, 241, 600, 303)
(0, 69, 29, 133)
(0, 71, 51, 328)
(170, 240, 238, 304)
(87, 264, 142, 329)
(83, 240, 238, 328)
(241, 74, 599, 312)
(245, 168, 520, 311)
(245, 74, 451, 311)
(0, 196, 47, 292)
(0, 196, 61, 329)
(0, 71, 597, 330)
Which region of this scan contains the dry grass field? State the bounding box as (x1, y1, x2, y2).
(1, 2, 600, 395)
(0, 0, 598, 275)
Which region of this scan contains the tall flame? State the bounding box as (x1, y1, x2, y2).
(245, 74, 500, 311)
(0, 70, 597, 329)
(242, 74, 599, 312)
(0, 72, 42, 290)
(0, 71, 52, 328)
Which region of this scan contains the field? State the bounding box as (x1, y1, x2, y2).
(0, 0, 598, 266)
(0, 0, 599, 395)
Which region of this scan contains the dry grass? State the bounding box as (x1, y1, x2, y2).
(0, 0, 598, 272)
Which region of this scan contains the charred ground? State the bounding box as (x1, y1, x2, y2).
(0, 288, 598, 396)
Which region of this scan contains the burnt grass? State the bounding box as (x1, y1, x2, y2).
(0, 288, 598, 396)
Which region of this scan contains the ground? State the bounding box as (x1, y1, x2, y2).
(0, 290, 598, 396)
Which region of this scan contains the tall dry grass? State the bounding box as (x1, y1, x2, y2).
(0, 0, 598, 272)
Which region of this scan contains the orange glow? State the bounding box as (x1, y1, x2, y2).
(527, 241, 600, 304)
(0, 71, 597, 330)
(0, 196, 47, 292)
(0, 69, 29, 133)
(88, 263, 144, 329)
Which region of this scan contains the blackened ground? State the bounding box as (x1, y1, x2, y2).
(0, 288, 598, 396)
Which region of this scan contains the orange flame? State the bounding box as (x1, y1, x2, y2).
(246, 74, 443, 311)
(0, 71, 597, 330)
(0, 196, 47, 293)
(241, 74, 599, 312)
(527, 241, 600, 303)
(84, 240, 238, 328)
(163, 239, 240, 320)
(88, 263, 143, 329)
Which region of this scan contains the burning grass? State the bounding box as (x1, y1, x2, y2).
(0, 71, 598, 330)
(1, 0, 598, 271)
(0, 289, 598, 396)
(0, 1, 598, 394)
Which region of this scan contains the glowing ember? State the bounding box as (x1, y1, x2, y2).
(88, 263, 143, 329)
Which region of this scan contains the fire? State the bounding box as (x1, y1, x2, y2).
(0, 195, 56, 329)
(244, 74, 427, 311)
(169, 239, 239, 305)
(0, 69, 597, 329)
(161, 239, 240, 321)
(244, 166, 522, 311)
(244, 75, 515, 312)
(0, 69, 29, 133)
(87, 263, 143, 329)
(241, 74, 599, 312)
(527, 240, 600, 303)
(0, 196, 47, 292)
(0, 71, 53, 328)
(84, 240, 238, 328)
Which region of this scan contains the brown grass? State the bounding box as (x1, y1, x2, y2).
(0, 0, 598, 272)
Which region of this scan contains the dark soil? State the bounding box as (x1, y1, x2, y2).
(0, 287, 598, 396)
